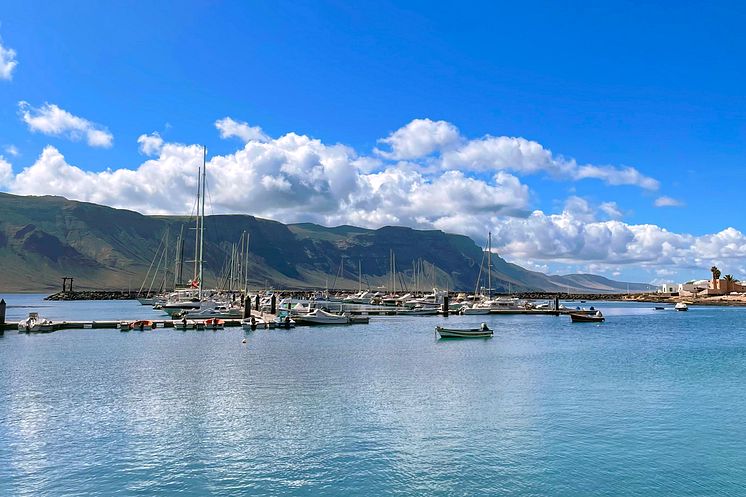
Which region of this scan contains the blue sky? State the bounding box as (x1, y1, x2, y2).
(1, 0, 745, 283)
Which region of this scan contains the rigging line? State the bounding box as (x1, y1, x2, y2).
(149, 236, 168, 295)
(137, 230, 167, 296)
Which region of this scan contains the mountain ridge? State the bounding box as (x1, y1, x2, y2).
(0, 192, 655, 293)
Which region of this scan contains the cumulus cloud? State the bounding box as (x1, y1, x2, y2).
(215, 117, 268, 143)
(376, 118, 462, 160)
(18, 102, 113, 147)
(0, 36, 17, 80)
(8, 117, 725, 278)
(490, 199, 746, 277)
(137, 132, 164, 156)
(0, 156, 12, 187)
(654, 196, 684, 207)
(4, 129, 531, 231)
(442, 135, 659, 190)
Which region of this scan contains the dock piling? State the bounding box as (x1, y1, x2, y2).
(270, 294, 276, 315)
(442, 295, 449, 317)
(0, 299, 5, 332)
(243, 295, 251, 319)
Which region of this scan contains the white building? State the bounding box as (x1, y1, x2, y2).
(658, 283, 677, 294)
(678, 280, 709, 296)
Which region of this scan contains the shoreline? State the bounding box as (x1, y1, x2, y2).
(34, 289, 746, 307)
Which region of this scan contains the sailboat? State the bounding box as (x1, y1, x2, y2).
(462, 232, 493, 315)
(162, 146, 210, 316)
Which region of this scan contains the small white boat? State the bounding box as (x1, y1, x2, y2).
(18, 312, 54, 333)
(436, 322, 493, 338)
(181, 304, 242, 319)
(172, 318, 198, 330)
(397, 305, 440, 316)
(241, 316, 268, 330)
(675, 302, 689, 311)
(293, 308, 350, 325)
(270, 315, 296, 329)
(461, 304, 491, 315)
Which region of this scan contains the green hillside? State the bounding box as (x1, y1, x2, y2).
(0, 192, 655, 293)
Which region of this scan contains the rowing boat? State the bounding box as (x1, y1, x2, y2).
(570, 311, 604, 323)
(436, 323, 493, 338)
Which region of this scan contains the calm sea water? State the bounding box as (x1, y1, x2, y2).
(1, 294, 745, 496)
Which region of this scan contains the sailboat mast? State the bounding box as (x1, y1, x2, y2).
(162, 229, 169, 292)
(244, 232, 250, 291)
(488, 232, 492, 299)
(193, 162, 201, 282)
(174, 225, 184, 289)
(198, 145, 206, 299)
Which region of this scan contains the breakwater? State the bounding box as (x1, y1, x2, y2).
(45, 291, 137, 301)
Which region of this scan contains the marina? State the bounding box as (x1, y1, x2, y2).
(3, 4, 745, 495)
(0, 292, 594, 333)
(1, 294, 744, 496)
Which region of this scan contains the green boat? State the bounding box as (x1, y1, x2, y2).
(436, 323, 493, 338)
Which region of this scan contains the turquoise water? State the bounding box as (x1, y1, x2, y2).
(1, 294, 746, 496)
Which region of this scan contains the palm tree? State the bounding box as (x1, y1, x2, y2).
(711, 266, 721, 281)
(724, 274, 737, 292)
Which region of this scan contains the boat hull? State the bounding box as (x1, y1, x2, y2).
(461, 307, 491, 315)
(436, 326, 493, 338)
(570, 313, 604, 323)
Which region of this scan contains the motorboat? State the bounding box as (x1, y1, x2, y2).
(241, 316, 268, 330)
(205, 318, 225, 329)
(18, 312, 54, 333)
(397, 305, 440, 316)
(343, 290, 374, 304)
(675, 302, 689, 311)
(654, 306, 666, 310)
(270, 315, 296, 329)
(436, 322, 493, 338)
(181, 304, 242, 319)
(570, 311, 605, 323)
(293, 308, 350, 325)
(172, 318, 198, 330)
(129, 320, 154, 330)
(460, 304, 491, 315)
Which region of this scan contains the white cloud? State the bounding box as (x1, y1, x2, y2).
(137, 132, 164, 156)
(4, 145, 19, 157)
(0, 156, 12, 187)
(654, 196, 684, 207)
(600, 201, 622, 219)
(0, 36, 17, 80)
(215, 117, 268, 143)
(376, 118, 461, 160)
(9, 117, 730, 279)
(18, 101, 113, 148)
(442, 135, 659, 190)
(490, 200, 746, 277)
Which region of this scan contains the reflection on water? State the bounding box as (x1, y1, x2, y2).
(1, 295, 746, 496)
